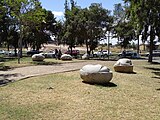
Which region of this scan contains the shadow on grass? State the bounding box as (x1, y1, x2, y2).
(156, 88, 160, 91)
(0, 58, 12, 71)
(89, 58, 117, 61)
(0, 73, 22, 86)
(0, 79, 14, 86)
(115, 71, 137, 74)
(145, 67, 160, 71)
(152, 72, 160, 76)
(32, 61, 62, 65)
(145, 67, 160, 78)
(82, 81, 117, 87)
(151, 61, 160, 65)
(0, 73, 22, 78)
(0, 66, 11, 71)
(152, 76, 160, 79)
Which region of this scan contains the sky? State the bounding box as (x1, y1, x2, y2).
(39, 0, 123, 45)
(39, 0, 123, 20)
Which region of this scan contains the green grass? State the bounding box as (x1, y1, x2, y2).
(0, 57, 86, 69)
(0, 60, 160, 120)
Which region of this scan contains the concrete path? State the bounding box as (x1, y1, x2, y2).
(0, 60, 115, 83)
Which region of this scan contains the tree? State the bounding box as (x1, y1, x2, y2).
(113, 3, 125, 23)
(8, 27, 19, 56)
(0, 0, 10, 47)
(113, 3, 136, 49)
(87, 3, 112, 54)
(63, 1, 113, 56)
(54, 21, 64, 45)
(63, 0, 80, 56)
(77, 3, 112, 54)
(124, 0, 160, 62)
(24, 9, 57, 50)
(114, 21, 135, 49)
(6, 0, 45, 63)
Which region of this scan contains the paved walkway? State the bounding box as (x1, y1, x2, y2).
(0, 60, 115, 84)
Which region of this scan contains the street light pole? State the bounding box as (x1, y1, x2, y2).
(108, 31, 110, 60)
(106, 31, 112, 60)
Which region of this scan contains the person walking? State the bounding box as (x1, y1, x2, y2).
(58, 49, 62, 60)
(122, 50, 126, 58)
(55, 49, 58, 60)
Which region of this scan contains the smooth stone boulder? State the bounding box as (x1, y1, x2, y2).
(80, 64, 113, 84)
(32, 54, 45, 61)
(61, 54, 72, 60)
(82, 53, 90, 60)
(114, 58, 133, 73)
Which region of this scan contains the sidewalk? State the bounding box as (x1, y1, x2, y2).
(0, 60, 115, 85)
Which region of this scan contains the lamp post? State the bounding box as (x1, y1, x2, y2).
(106, 31, 112, 60)
(135, 30, 140, 54)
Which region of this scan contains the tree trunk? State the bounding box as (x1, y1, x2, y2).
(86, 39, 89, 54)
(14, 47, 17, 57)
(18, 24, 23, 64)
(148, 26, 154, 62)
(137, 36, 140, 54)
(70, 46, 73, 56)
(7, 44, 9, 51)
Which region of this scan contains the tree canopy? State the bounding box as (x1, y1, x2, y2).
(63, 0, 112, 55)
(124, 0, 160, 62)
(1, 0, 159, 63)
(0, 0, 57, 58)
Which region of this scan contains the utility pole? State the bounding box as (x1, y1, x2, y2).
(106, 31, 112, 60)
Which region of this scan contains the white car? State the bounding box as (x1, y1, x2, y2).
(0, 50, 14, 56)
(8, 51, 17, 56)
(0, 50, 6, 55)
(93, 50, 111, 57)
(102, 50, 112, 55)
(40, 51, 55, 58)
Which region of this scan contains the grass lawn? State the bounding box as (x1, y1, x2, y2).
(0, 57, 86, 69)
(0, 60, 160, 120)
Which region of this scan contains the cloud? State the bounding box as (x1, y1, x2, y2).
(52, 11, 64, 20)
(52, 11, 64, 17)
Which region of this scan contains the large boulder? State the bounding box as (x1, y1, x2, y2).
(32, 54, 45, 61)
(80, 64, 113, 84)
(61, 54, 72, 60)
(114, 58, 133, 73)
(82, 53, 90, 60)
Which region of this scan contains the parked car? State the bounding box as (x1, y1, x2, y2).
(93, 50, 111, 57)
(118, 50, 140, 59)
(27, 50, 43, 56)
(0, 50, 17, 56)
(145, 50, 160, 57)
(102, 50, 112, 55)
(0, 50, 7, 55)
(8, 50, 17, 56)
(64, 50, 80, 57)
(40, 51, 55, 58)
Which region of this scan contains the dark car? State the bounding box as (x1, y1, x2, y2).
(27, 50, 42, 56)
(118, 50, 140, 59)
(64, 50, 80, 57)
(145, 50, 160, 57)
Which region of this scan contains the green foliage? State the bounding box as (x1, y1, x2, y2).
(63, 1, 113, 54)
(113, 2, 135, 49)
(0, 0, 59, 54)
(0, 0, 48, 58)
(114, 21, 135, 48)
(113, 3, 125, 22)
(125, 0, 160, 62)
